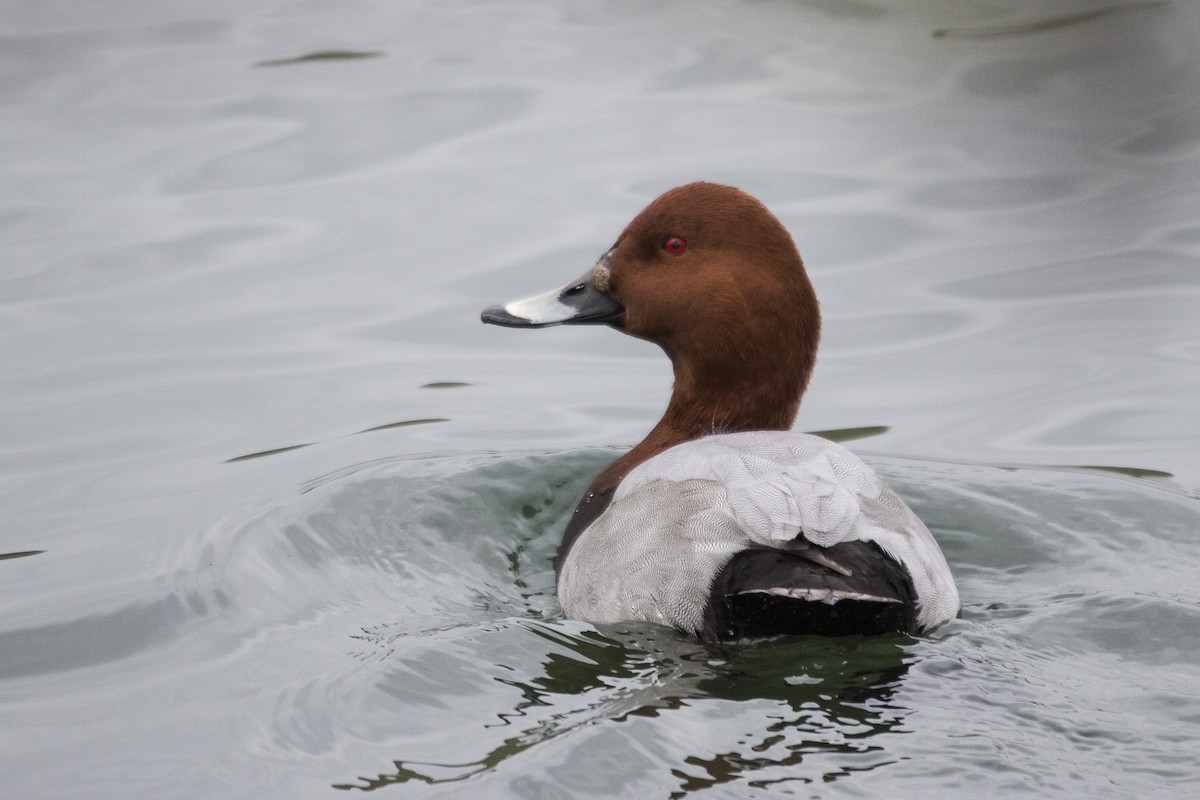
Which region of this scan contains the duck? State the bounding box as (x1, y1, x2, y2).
(481, 181, 959, 641)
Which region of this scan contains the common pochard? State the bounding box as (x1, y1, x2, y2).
(482, 182, 959, 641)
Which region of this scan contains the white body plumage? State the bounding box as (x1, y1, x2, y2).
(557, 431, 959, 634)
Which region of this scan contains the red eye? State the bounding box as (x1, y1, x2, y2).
(663, 236, 687, 255)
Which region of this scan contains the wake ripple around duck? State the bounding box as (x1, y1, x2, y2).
(13, 448, 1194, 796)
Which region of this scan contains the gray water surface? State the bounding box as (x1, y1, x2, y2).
(2, 1, 1199, 797)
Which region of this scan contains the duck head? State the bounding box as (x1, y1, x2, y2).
(483, 181, 821, 482)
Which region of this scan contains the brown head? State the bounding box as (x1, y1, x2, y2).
(482, 181, 821, 492)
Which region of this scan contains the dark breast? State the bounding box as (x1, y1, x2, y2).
(554, 486, 615, 576)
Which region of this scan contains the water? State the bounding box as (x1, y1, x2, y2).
(2, 0, 1199, 797)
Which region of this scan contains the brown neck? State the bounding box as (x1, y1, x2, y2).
(587, 346, 810, 497)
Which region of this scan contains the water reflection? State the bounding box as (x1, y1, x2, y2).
(0, 593, 195, 679)
(5, 0, 1200, 796)
(255, 50, 384, 68)
(256, 447, 1200, 795)
(224, 417, 449, 462)
(932, 1, 1167, 38)
(335, 621, 916, 793)
(0, 550, 45, 561)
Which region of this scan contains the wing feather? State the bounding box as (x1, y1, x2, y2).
(617, 431, 960, 631)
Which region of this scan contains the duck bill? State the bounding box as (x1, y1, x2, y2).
(481, 261, 623, 328)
